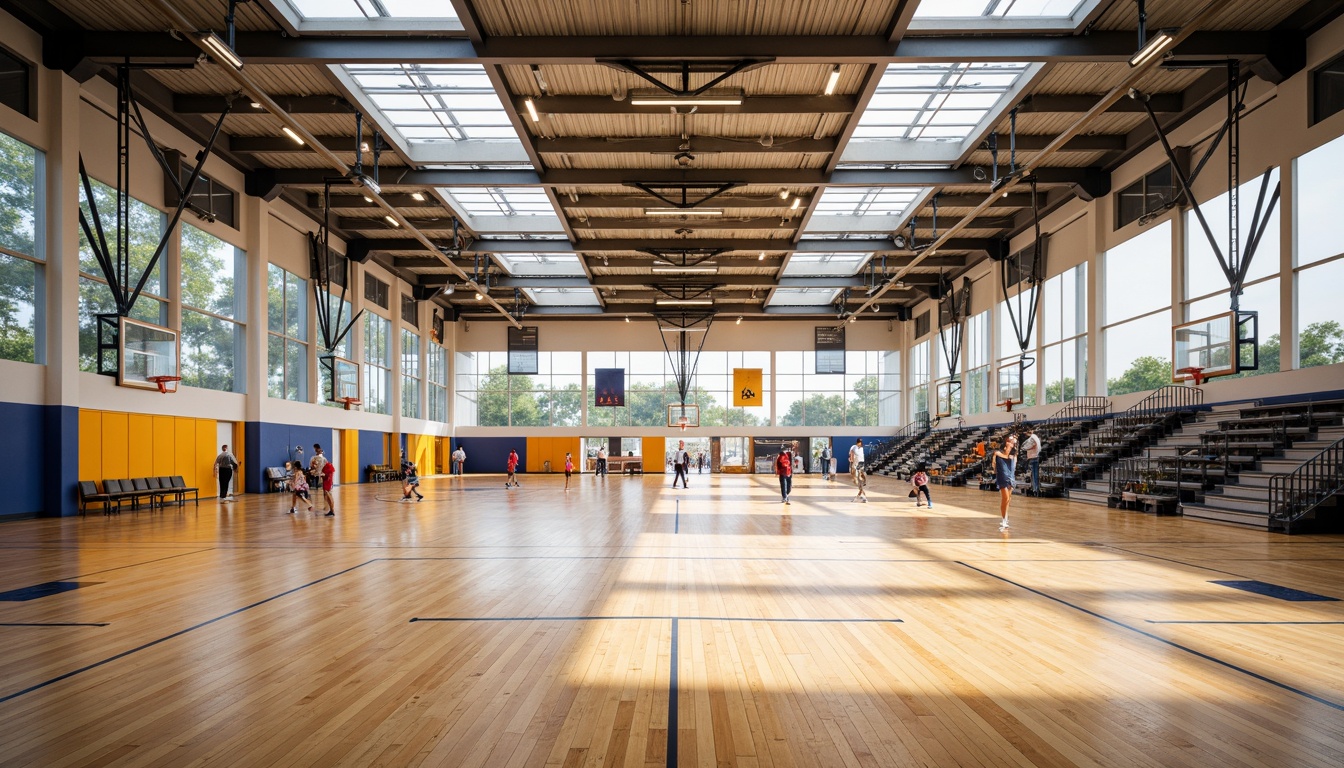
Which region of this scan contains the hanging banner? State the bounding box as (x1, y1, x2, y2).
(594, 368, 625, 406)
(732, 368, 763, 406)
(815, 326, 846, 374)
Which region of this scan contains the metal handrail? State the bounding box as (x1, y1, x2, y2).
(1268, 436, 1344, 532)
(1038, 396, 1110, 433)
(1124, 385, 1204, 423)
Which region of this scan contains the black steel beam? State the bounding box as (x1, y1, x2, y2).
(175, 94, 352, 114)
(376, 239, 986, 258)
(987, 133, 1127, 151)
(558, 195, 806, 210)
(75, 31, 1286, 66)
(1019, 93, 1183, 113)
(537, 136, 840, 154)
(307, 193, 444, 209)
(521, 95, 857, 115)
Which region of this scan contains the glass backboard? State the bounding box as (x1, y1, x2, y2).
(1172, 312, 1235, 382)
(118, 317, 179, 391)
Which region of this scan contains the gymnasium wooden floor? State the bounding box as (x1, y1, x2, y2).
(1, 472, 1342, 768)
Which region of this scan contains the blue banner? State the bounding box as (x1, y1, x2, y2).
(594, 368, 625, 407)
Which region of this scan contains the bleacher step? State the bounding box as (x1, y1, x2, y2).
(1181, 503, 1271, 529)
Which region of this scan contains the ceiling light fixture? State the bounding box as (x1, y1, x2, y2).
(849, 314, 857, 324)
(758, 251, 766, 261)
(410, 192, 425, 201)
(442, 285, 455, 295)
(650, 266, 719, 275)
(281, 126, 305, 146)
(824, 64, 841, 96)
(384, 215, 400, 227)
(654, 298, 713, 306)
(659, 325, 710, 332)
(200, 32, 243, 70)
(360, 141, 370, 153)
(644, 208, 724, 217)
(625, 315, 630, 323)
(1129, 29, 1179, 68)
(524, 97, 540, 123)
(790, 197, 801, 210)
(363, 195, 372, 203)
(475, 292, 484, 301)
(735, 315, 742, 325)
(629, 89, 744, 107)
(248, 101, 261, 109)
(778, 188, 789, 200)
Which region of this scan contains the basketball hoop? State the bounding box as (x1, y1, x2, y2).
(145, 375, 182, 394)
(336, 396, 362, 411)
(678, 416, 688, 431)
(1176, 366, 1206, 386)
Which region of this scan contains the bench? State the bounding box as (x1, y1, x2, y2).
(78, 481, 120, 515)
(367, 464, 400, 483)
(264, 466, 289, 492)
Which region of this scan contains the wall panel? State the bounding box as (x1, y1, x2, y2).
(79, 410, 102, 484)
(174, 418, 196, 489)
(102, 412, 129, 480)
(128, 414, 154, 479)
(152, 416, 176, 477)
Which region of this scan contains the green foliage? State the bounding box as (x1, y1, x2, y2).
(1106, 355, 1172, 396)
(780, 375, 879, 426)
(1045, 377, 1077, 404)
(0, 135, 38, 364)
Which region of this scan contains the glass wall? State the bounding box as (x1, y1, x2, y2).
(0, 132, 43, 364)
(318, 294, 354, 407)
(776, 350, 893, 427)
(364, 312, 391, 414)
(586, 351, 771, 428)
(1293, 134, 1344, 370)
(964, 310, 990, 414)
(908, 340, 929, 417)
(180, 224, 246, 392)
(997, 298, 1036, 406)
(457, 351, 582, 427)
(400, 328, 420, 418)
(427, 340, 448, 422)
(267, 264, 308, 401)
(1103, 221, 1172, 395)
(1041, 263, 1087, 402)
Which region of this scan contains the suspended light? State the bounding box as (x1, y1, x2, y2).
(629, 89, 744, 106)
(442, 285, 455, 295)
(360, 141, 370, 153)
(849, 314, 857, 323)
(384, 215, 400, 227)
(790, 197, 801, 210)
(1129, 29, 1179, 68)
(644, 208, 724, 217)
(524, 97, 540, 123)
(823, 65, 841, 96)
(200, 32, 243, 70)
(410, 192, 426, 201)
(281, 126, 305, 146)
(735, 316, 742, 325)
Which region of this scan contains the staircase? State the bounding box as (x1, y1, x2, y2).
(1184, 425, 1344, 529)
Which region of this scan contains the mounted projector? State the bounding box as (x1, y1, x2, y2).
(349, 172, 381, 196)
(629, 89, 744, 107)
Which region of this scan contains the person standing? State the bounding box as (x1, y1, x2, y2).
(911, 465, 932, 509)
(1020, 426, 1042, 496)
(320, 460, 335, 516)
(308, 444, 328, 504)
(852, 462, 869, 503)
(774, 446, 793, 505)
(995, 435, 1019, 531)
(451, 445, 466, 476)
(564, 452, 574, 491)
(596, 446, 607, 477)
(671, 440, 690, 489)
(288, 462, 313, 514)
(506, 449, 520, 488)
(820, 444, 832, 480)
(848, 438, 865, 486)
(214, 445, 239, 501)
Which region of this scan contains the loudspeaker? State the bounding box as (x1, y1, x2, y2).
(894, 306, 912, 321)
(345, 238, 374, 264)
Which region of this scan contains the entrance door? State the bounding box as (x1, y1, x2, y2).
(216, 421, 234, 496)
(664, 437, 710, 474)
(809, 437, 832, 476)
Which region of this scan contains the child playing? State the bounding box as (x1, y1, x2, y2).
(402, 461, 424, 502)
(505, 449, 520, 488)
(321, 460, 336, 516)
(288, 461, 313, 513)
(564, 452, 574, 491)
(912, 465, 933, 509)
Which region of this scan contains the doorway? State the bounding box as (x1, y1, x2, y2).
(216, 421, 235, 496)
(664, 437, 711, 474)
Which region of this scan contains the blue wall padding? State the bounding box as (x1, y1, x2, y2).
(44, 405, 78, 516)
(454, 437, 525, 474)
(244, 421, 338, 493)
(833, 436, 870, 474)
(359, 430, 387, 479)
(0, 401, 49, 517)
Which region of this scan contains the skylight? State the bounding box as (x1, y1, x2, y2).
(494, 253, 586, 277)
(440, 187, 556, 217)
(523, 287, 602, 306)
(910, 0, 1104, 31)
(852, 62, 1032, 142)
(341, 64, 515, 143)
(768, 287, 842, 306)
(289, 0, 459, 19)
(813, 188, 924, 217)
(782, 253, 872, 277)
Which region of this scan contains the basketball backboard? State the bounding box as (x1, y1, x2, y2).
(1172, 312, 1235, 383)
(118, 317, 179, 391)
(996, 361, 1023, 408)
(936, 380, 960, 418)
(667, 403, 700, 429)
(320, 354, 359, 402)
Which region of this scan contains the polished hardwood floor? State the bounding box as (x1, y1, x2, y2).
(1, 471, 1342, 767)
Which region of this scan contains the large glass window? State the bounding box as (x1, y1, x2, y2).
(401, 328, 421, 418)
(427, 340, 447, 422)
(908, 340, 929, 417)
(77, 179, 167, 372)
(457, 351, 581, 427)
(1103, 221, 1172, 395)
(997, 297, 1037, 407)
(1293, 134, 1344, 370)
(267, 264, 308, 401)
(318, 294, 354, 407)
(965, 310, 990, 415)
(879, 350, 902, 426)
(0, 132, 42, 364)
(364, 312, 391, 414)
(1042, 263, 1087, 402)
(180, 224, 245, 392)
(777, 350, 891, 427)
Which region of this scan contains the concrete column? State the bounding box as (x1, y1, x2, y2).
(1277, 161, 1296, 369)
(243, 194, 268, 421)
(1085, 203, 1102, 397)
(42, 71, 82, 515)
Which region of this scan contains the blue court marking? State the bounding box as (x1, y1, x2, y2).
(0, 581, 101, 602)
(0, 560, 377, 705)
(1147, 620, 1344, 625)
(958, 561, 1344, 712)
(0, 622, 109, 627)
(1210, 580, 1339, 602)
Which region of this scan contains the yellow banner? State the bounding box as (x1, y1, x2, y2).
(733, 368, 763, 406)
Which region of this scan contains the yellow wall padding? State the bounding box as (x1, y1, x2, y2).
(79, 409, 220, 497)
(642, 437, 663, 472)
(341, 429, 359, 484)
(525, 436, 550, 473)
(407, 433, 433, 474)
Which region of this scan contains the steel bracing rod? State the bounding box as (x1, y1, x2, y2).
(143, 0, 522, 328)
(848, 0, 1226, 320)
(77, 157, 125, 312)
(1001, 179, 1044, 369)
